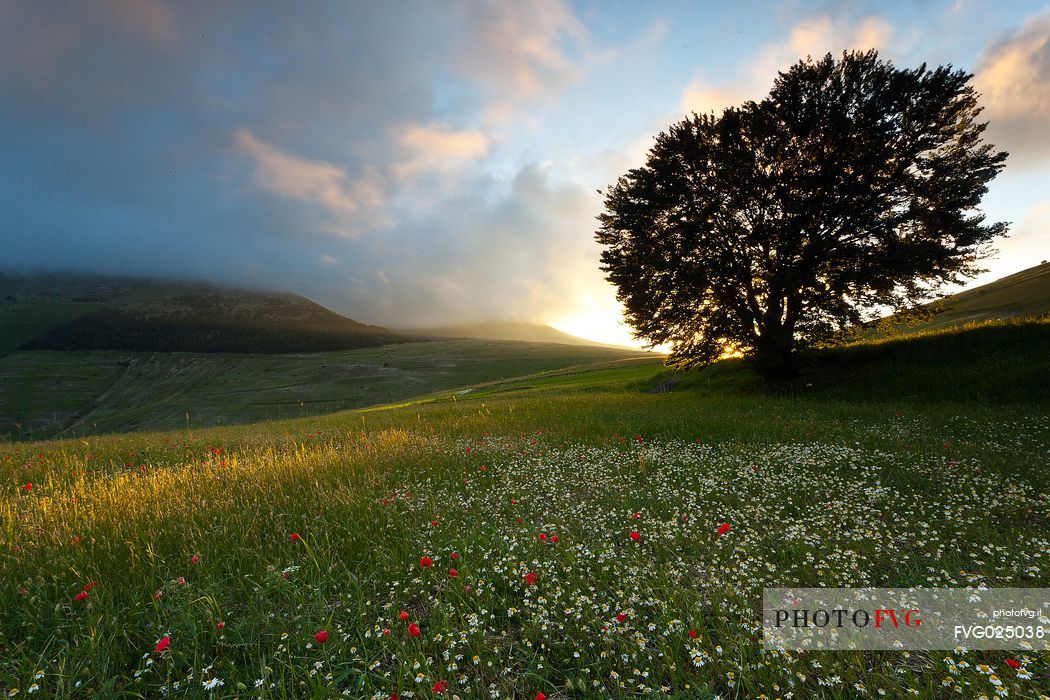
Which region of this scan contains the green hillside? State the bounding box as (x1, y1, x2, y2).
(889, 261, 1050, 334)
(0, 272, 401, 354)
(402, 320, 622, 347)
(0, 340, 654, 441)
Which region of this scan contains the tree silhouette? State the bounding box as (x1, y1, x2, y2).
(596, 50, 1008, 377)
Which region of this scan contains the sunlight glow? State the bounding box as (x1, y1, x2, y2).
(548, 293, 652, 350)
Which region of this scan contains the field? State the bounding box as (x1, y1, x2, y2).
(2, 320, 1049, 698)
(0, 341, 652, 441)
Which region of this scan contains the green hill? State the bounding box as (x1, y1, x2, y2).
(0, 340, 653, 441)
(402, 320, 622, 347)
(888, 261, 1050, 334)
(0, 271, 402, 354)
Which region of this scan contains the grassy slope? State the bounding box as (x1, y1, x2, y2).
(0, 321, 1047, 698)
(0, 340, 654, 440)
(402, 320, 623, 347)
(440, 318, 1050, 408)
(887, 261, 1050, 335)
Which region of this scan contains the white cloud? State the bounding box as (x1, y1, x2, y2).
(751, 15, 894, 87)
(993, 202, 1050, 271)
(392, 123, 490, 180)
(679, 15, 895, 119)
(452, 0, 590, 121)
(974, 13, 1050, 165)
(681, 78, 749, 116)
(233, 130, 387, 232)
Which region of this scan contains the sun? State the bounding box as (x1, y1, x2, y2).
(548, 297, 648, 349)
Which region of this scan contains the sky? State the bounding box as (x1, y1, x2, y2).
(2, 1, 1049, 347)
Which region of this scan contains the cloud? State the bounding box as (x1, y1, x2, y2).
(452, 0, 590, 120)
(233, 130, 386, 231)
(679, 15, 895, 118)
(290, 162, 609, 328)
(680, 78, 749, 116)
(993, 202, 1050, 270)
(392, 123, 490, 180)
(974, 13, 1050, 165)
(751, 15, 894, 85)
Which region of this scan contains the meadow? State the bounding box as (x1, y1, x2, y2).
(2, 320, 1049, 698)
(0, 342, 650, 441)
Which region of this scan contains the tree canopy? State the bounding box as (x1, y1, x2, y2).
(596, 50, 1008, 377)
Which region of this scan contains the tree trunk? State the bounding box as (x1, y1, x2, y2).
(753, 327, 797, 380)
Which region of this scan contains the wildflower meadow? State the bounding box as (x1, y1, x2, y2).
(2, 390, 1048, 698)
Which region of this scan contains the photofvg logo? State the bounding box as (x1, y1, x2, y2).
(763, 588, 1050, 651)
(774, 605, 923, 631)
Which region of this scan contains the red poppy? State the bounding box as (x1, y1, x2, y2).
(551, 535, 559, 543)
(538, 533, 547, 541)
(217, 621, 225, 630)
(616, 613, 628, 623)
(408, 622, 421, 637)
(290, 532, 302, 542)
(420, 556, 433, 568)
(155, 635, 171, 653)
(450, 552, 459, 559)
(154, 590, 163, 600)
(523, 572, 538, 586)
(1005, 658, 1021, 669)
(689, 629, 697, 639)
(23, 483, 32, 492)
(84, 581, 98, 591)
(391, 694, 399, 700)
(177, 577, 187, 585)
(716, 523, 731, 536)
(432, 680, 447, 693)
(430, 520, 439, 527)
(190, 555, 200, 564)
(382, 628, 391, 635)
(632, 512, 641, 519)
(314, 629, 329, 644)
(449, 568, 458, 577)
(399, 610, 409, 621)
(629, 531, 641, 542)
(73, 590, 89, 601)
(534, 693, 547, 700)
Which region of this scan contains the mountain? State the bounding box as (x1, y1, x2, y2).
(402, 320, 628, 348)
(0, 271, 402, 354)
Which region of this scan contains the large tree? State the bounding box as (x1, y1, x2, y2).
(596, 50, 1008, 377)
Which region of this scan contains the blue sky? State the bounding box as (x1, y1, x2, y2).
(2, 0, 1048, 345)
